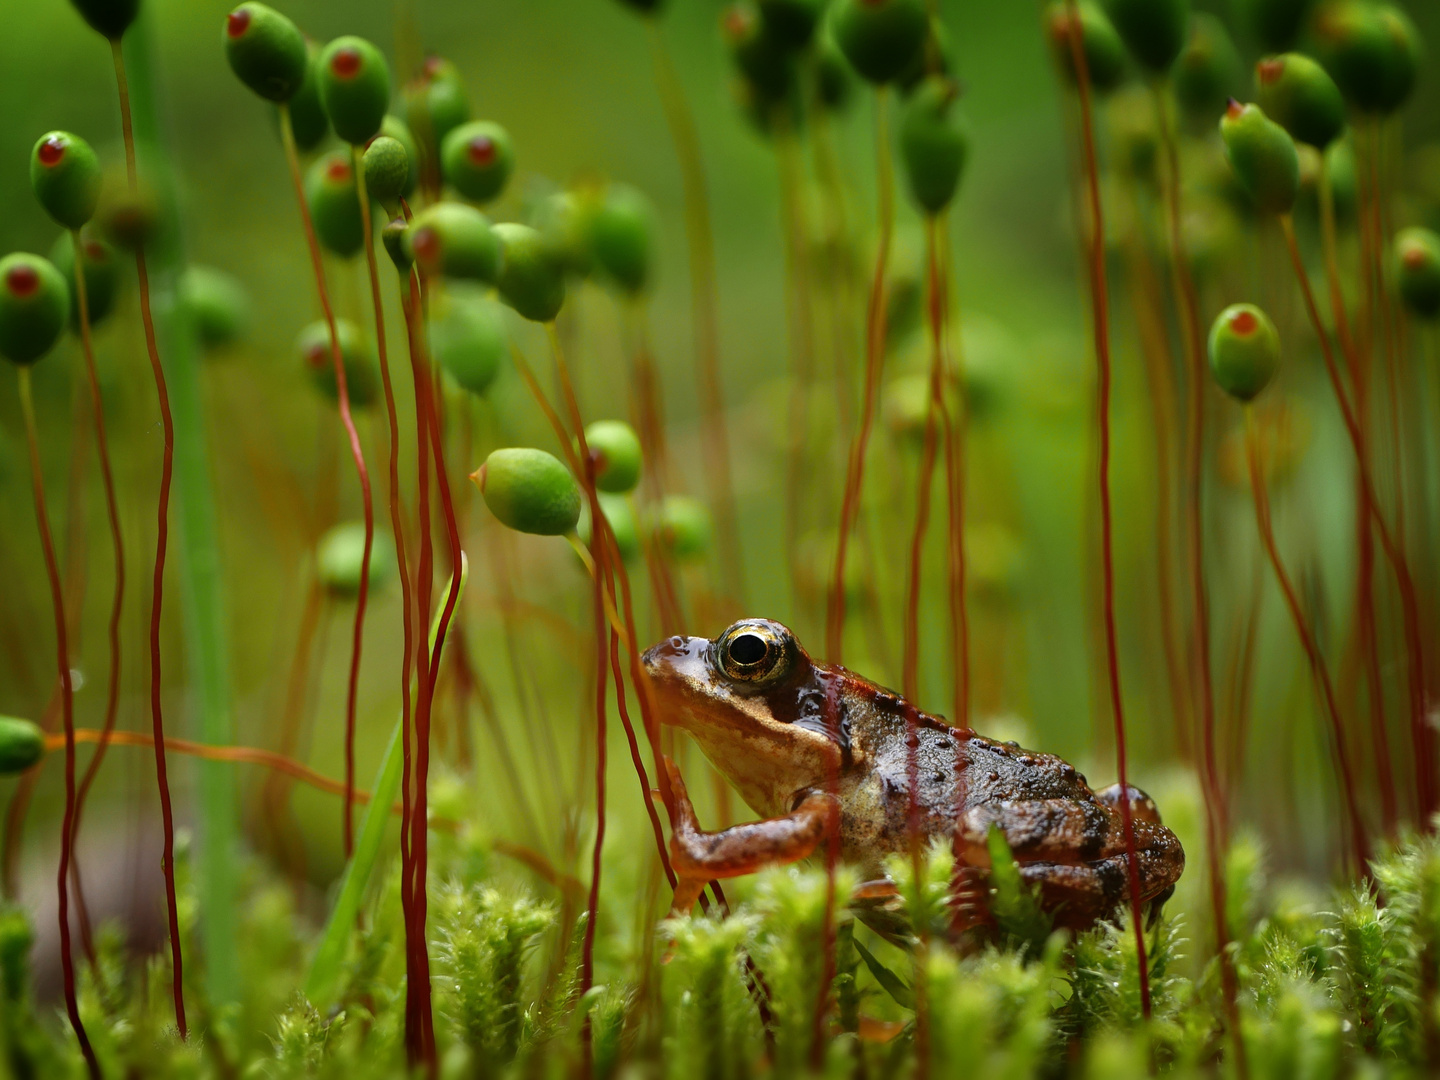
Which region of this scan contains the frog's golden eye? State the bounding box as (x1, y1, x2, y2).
(714, 620, 793, 686)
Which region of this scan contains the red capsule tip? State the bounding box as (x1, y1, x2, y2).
(326, 159, 352, 182)
(331, 47, 362, 78)
(1402, 244, 1428, 270)
(1225, 98, 1245, 119)
(305, 343, 326, 367)
(722, 7, 750, 39)
(1257, 57, 1284, 85)
(1230, 309, 1259, 335)
(412, 227, 440, 262)
(226, 9, 251, 38)
(6, 265, 40, 298)
(423, 55, 445, 79)
(37, 137, 66, 167)
(467, 136, 496, 167)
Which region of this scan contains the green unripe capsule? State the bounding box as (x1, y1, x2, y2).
(31, 132, 102, 231)
(96, 170, 159, 251)
(758, 0, 825, 50)
(319, 36, 391, 145)
(1312, 1, 1420, 116)
(1242, 0, 1314, 53)
(579, 420, 643, 494)
(283, 41, 330, 151)
(1208, 303, 1280, 402)
(724, 6, 797, 107)
(1172, 14, 1242, 123)
(494, 223, 566, 323)
(1046, 2, 1128, 96)
(535, 189, 600, 277)
(179, 266, 250, 348)
(362, 136, 410, 211)
(591, 185, 654, 295)
(430, 289, 506, 397)
(830, 0, 929, 86)
(1219, 101, 1299, 216)
(899, 76, 969, 216)
(0, 254, 70, 366)
(306, 152, 365, 259)
(1256, 53, 1345, 149)
(404, 57, 472, 164)
(652, 496, 713, 561)
(69, 0, 139, 41)
(1100, 0, 1189, 74)
(382, 218, 412, 273)
(814, 32, 855, 112)
(1395, 228, 1440, 320)
(0, 716, 45, 775)
(317, 521, 394, 598)
(49, 231, 120, 329)
(225, 4, 308, 103)
(473, 448, 582, 536)
(296, 318, 378, 408)
(406, 202, 500, 283)
(441, 121, 515, 205)
(578, 493, 640, 564)
(379, 115, 420, 198)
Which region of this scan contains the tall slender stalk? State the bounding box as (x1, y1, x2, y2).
(1066, 16, 1148, 1016)
(110, 37, 186, 1038)
(17, 369, 99, 1079)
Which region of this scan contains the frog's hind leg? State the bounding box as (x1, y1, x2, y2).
(661, 757, 840, 915)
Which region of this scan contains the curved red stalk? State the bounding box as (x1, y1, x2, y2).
(111, 40, 186, 1039)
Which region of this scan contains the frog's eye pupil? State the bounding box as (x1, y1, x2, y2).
(729, 633, 768, 666)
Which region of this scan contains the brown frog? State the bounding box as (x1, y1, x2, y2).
(642, 619, 1184, 931)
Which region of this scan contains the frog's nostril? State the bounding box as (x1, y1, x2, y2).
(669, 636, 685, 649)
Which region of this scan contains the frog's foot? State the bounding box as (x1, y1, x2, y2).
(662, 757, 840, 916)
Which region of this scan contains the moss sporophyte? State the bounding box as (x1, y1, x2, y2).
(8, 1, 1440, 1075)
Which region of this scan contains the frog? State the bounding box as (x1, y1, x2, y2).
(642, 618, 1184, 932)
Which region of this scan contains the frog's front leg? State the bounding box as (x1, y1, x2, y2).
(662, 757, 840, 915)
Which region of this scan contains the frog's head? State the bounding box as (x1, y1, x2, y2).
(642, 619, 844, 817)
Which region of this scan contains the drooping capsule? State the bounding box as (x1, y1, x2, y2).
(70, 0, 139, 41)
(494, 223, 566, 323)
(830, 0, 930, 86)
(405, 202, 501, 283)
(1312, 1, 1420, 115)
(317, 521, 394, 598)
(31, 132, 102, 231)
(179, 266, 250, 349)
(224, 3, 309, 103)
(591, 185, 655, 295)
(430, 288, 507, 397)
(306, 152, 365, 259)
(899, 76, 969, 216)
(1208, 303, 1280, 402)
(1172, 14, 1242, 123)
(1395, 228, 1440, 320)
(284, 41, 331, 151)
(49, 231, 121, 329)
(652, 495, 713, 560)
(296, 318, 378, 408)
(1219, 100, 1299, 216)
(1256, 53, 1346, 149)
(0, 716, 45, 775)
(362, 136, 411, 212)
(473, 448, 583, 536)
(580, 420, 643, 494)
(441, 121, 516, 205)
(1100, 0, 1189, 74)
(0, 254, 70, 366)
(319, 36, 391, 145)
(1045, 2, 1128, 96)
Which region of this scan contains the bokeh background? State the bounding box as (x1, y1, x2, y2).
(1, 0, 1438, 987)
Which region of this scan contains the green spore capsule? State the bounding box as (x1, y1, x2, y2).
(306, 152, 365, 259)
(1046, 2, 1128, 96)
(895, 15, 953, 96)
(225, 3, 308, 103)
(578, 492, 640, 564)
(319, 36, 391, 145)
(1100, 0, 1189, 74)
(473, 448, 582, 536)
(406, 202, 500, 283)
(494, 223, 566, 323)
(1220, 100, 1299, 216)
(1312, 1, 1420, 115)
(179, 266, 250, 348)
(724, 6, 797, 106)
(441, 121, 516, 205)
(814, 32, 855, 111)
(362, 136, 410, 212)
(404, 57, 472, 163)
(1209, 304, 1280, 402)
(758, 0, 825, 50)
(535, 189, 599, 277)
(283, 41, 330, 151)
(830, 0, 929, 86)
(317, 521, 394, 598)
(49, 230, 120, 329)
(899, 76, 969, 216)
(30, 132, 102, 231)
(296, 318, 378, 408)
(1395, 228, 1440, 319)
(382, 218, 412, 273)
(0, 254, 70, 366)
(1172, 14, 1242, 122)
(96, 170, 159, 251)
(1256, 53, 1345, 149)
(653, 495, 713, 561)
(1242, 0, 1314, 52)
(0, 716, 44, 775)
(580, 420, 643, 494)
(591, 185, 654, 295)
(430, 288, 506, 397)
(69, 0, 139, 40)
(380, 115, 420, 198)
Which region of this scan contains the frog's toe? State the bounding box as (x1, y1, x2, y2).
(1094, 782, 1163, 826)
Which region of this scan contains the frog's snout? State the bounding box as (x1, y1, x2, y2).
(641, 635, 708, 678)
